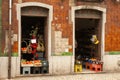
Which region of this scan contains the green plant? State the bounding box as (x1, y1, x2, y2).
(109, 51, 120, 55)
(61, 52, 72, 56)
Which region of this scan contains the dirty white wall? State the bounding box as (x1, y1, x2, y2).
(1, 55, 120, 79)
(103, 55, 120, 72)
(0, 57, 19, 79)
(0, 56, 74, 79)
(49, 56, 74, 75)
(0, 57, 8, 78)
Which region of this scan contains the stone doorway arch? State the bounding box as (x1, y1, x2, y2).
(16, 2, 53, 75)
(71, 5, 106, 72)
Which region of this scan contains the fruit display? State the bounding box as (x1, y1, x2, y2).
(21, 59, 33, 66)
(34, 60, 41, 63)
(34, 60, 42, 66)
(87, 58, 103, 64)
(21, 59, 42, 67)
(21, 25, 46, 68)
(21, 47, 27, 53)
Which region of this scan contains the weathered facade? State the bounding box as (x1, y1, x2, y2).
(0, 0, 120, 79)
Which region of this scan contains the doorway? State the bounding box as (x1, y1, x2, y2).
(75, 18, 101, 59)
(74, 9, 104, 73)
(20, 6, 49, 75)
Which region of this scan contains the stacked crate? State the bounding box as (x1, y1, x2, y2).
(22, 67, 31, 75)
(74, 60, 82, 72)
(85, 59, 103, 72)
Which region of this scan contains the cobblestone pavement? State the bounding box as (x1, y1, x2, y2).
(4, 72, 120, 80)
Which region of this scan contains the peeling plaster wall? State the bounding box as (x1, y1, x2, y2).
(103, 55, 120, 72)
(49, 56, 73, 75)
(0, 57, 19, 79)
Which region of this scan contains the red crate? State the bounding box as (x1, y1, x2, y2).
(92, 64, 102, 72)
(86, 62, 92, 70)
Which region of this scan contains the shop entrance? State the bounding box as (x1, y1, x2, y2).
(20, 6, 49, 75)
(74, 9, 103, 73)
(75, 18, 101, 59)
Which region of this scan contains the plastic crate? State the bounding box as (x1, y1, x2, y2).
(92, 64, 102, 72)
(22, 67, 31, 74)
(85, 62, 92, 70)
(74, 64, 82, 72)
(41, 66, 48, 73)
(33, 67, 41, 74)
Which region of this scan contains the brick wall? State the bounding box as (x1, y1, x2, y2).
(105, 0, 120, 51)
(2, 1, 9, 53)
(2, 0, 120, 54)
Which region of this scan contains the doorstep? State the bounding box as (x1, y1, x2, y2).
(15, 73, 51, 78)
(74, 69, 106, 74)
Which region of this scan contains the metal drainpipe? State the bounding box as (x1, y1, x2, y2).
(8, 0, 12, 79)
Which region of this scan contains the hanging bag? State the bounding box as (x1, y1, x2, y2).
(27, 42, 32, 54)
(37, 42, 45, 52)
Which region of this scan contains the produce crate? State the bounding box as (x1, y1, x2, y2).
(21, 64, 33, 67)
(41, 66, 48, 73)
(34, 60, 42, 67)
(74, 64, 82, 72)
(85, 62, 92, 70)
(21, 61, 34, 67)
(33, 67, 41, 74)
(92, 64, 102, 72)
(33, 63, 42, 67)
(22, 67, 31, 75)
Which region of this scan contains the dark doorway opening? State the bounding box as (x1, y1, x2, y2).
(20, 16, 49, 74)
(75, 18, 102, 72)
